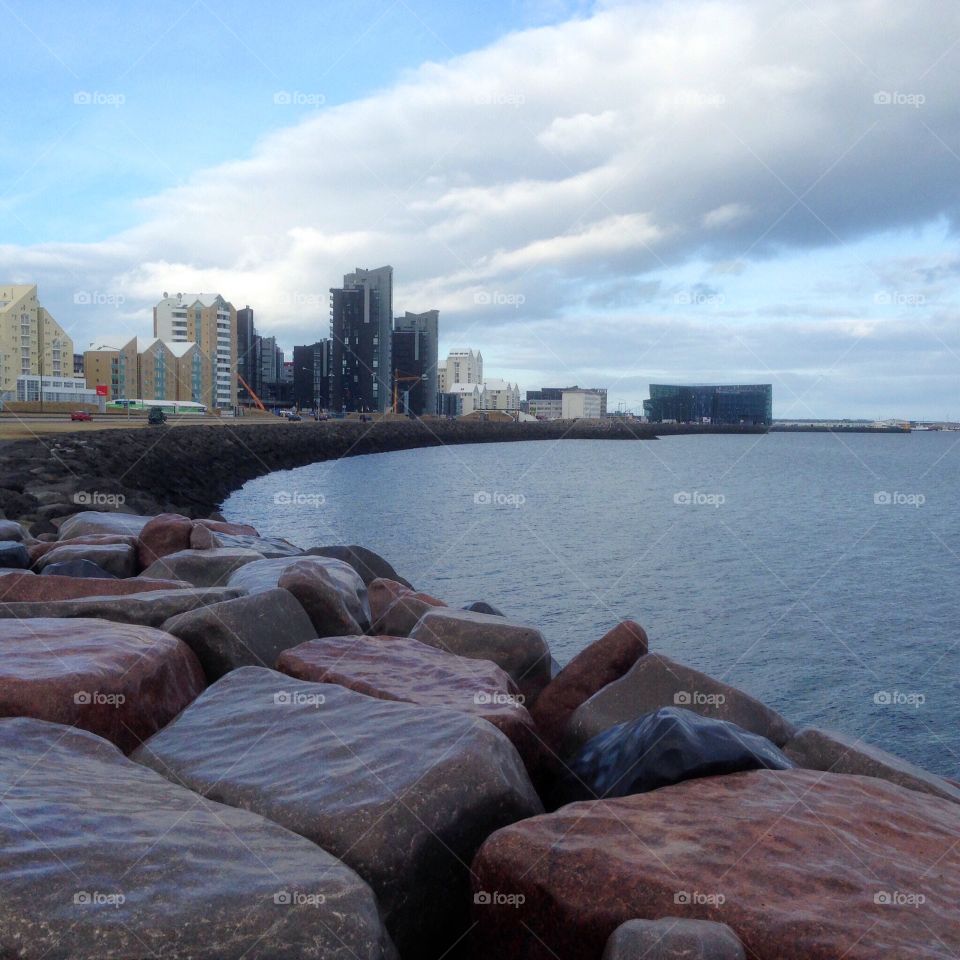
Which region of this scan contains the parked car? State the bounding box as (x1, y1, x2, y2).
(69, 411, 93, 422)
(147, 407, 167, 425)
(287, 413, 302, 422)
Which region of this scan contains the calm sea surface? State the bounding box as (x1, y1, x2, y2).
(224, 432, 960, 777)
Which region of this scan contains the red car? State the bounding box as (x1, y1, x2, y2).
(70, 411, 93, 422)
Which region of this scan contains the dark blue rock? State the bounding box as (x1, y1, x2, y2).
(554, 706, 794, 805)
(463, 600, 505, 617)
(40, 558, 118, 579)
(0, 542, 29, 570)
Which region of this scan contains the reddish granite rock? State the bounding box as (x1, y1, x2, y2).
(191, 525, 302, 557)
(471, 768, 960, 960)
(28, 533, 137, 563)
(0, 572, 187, 602)
(368, 577, 445, 623)
(57, 511, 153, 540)
(372, 594, 441, 637)
(34, 542, 137, 578)
(0, 617, 205, 752)
(277, 635, 545, 774)
(531, 620, 648, 750)
(137, 513, 195, 568)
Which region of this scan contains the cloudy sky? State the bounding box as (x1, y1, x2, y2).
(2, 0, 958, 418)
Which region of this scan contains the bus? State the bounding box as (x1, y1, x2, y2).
(107, 399, 209, 416)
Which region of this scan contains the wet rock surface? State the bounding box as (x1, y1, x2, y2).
(0, 540, 30, 569)
(601, 919, 746, 960)
(35, 542, 137, 578)
(0, 571, 186, 601)
(139, 546, 264, 586)
(0, 717, 395, 960)
(57, 511, 154, 540)
(40, 557, 118, 578)
(133, 666, 542, 959)
(306, 544, 411, 587)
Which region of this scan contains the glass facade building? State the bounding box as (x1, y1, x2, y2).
(643, 384, 773, 425)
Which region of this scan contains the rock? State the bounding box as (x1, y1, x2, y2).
(191, 525, 303, 557)
(133, 666, 542, 958)
(784, 726, 960, 805)
(57, 510, 153, 540)
(35, 543, 137, 578)
(532, 621, 648, 750)
(602, 919, 746, 960)
(409, 608, 552, 704)
(0, 717, 395, 960)
(368, 577, 444, 623)
(306, 544, 411, 587)
(553, 707, 794, 806)
(0, 519, 26, 541)
(0, 567, 33, 575)
(0, 587, 246, 628)
(163, 589, 318, 681)
(0, 541, 30, 569)
(277, 634, 545, 776)
(195, 517, 259, 536)
(40, 558, 117, 579)
(0, 618, 204, 752)
(371, 594, 439, 636)
(28, 533, 137, 563)
(0, 572, 186, 601)
(140, 547, 264, 587)
(565, 653, 795, 753)
(136, 512, 195, 568)
(470, 768, 960, 960)
(464, 600, 505, 616)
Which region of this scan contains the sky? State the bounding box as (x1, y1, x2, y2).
(1, 0, 959, 419)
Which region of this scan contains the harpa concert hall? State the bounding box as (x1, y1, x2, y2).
(643, 383, 773, 425)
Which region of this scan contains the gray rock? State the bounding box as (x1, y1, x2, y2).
(0, 587, 247, 628)
(784, 726, 960, 805)
(565, 653, 796, 753)
(57, 511, 153, 540)
(0, 519, 26, 542)
(464, 600, 505, 617)
(305, 544, 411, 587)
(40, 558, 117, 579)
(133, 666, 542, 958)
(0, 541, 29, 569)
(0, 568, 33, 575)
(371, 594, 436, 636)
(0, 717, 395, 960)
(36, 543, 136, 578)
(140, 547, 264, 587)
(409, 607, 552, 704)
(162, 589, 318, 681)
(602, 918, 746, 959)
(191, 525, 303, 557)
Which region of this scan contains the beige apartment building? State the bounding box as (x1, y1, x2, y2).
(0, 284, 74, 396)
(153, 293, 237, 409)
(84, 337, 207, 404)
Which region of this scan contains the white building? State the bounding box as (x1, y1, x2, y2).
(16, 374, 99, 406)
(482, 378, 520, 411)
(562, 389, 603, 419)
(440, 348, 483, 392)
(444, 382, 484, 415)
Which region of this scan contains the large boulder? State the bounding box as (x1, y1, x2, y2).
(784, 727, 960, 805)
(40, 558, 117, 579)
(0, 540, 30, 569)
(140, 547, 264, 587)
(0, 717, 395, 960)
(532, 620, 648, 750)
(368, 577, 444, 623)
(0, 519, 26, 541)
(0, 618, 205, 752)
(371, 594, 440, 637)
(277, 635, 545, 775)
(0, 586, 246, 628)
(602, 919, 745, 960)
(28, 533, 137, 563)
(136, 512, 195, 568)
(191, 525, 303, 557)
(0, 572, 186, 601)
(565, 654, 795, 753)
(163, 589, 318, 681)
(553, 707, 794, 806)
(133, 666, 542, 958)
(35, 543, 136, 578)
(409, 608, 552, 704)
(471, 768, 960, 960)
(306, 544, 410, 587)
(57, 511, 153, 540)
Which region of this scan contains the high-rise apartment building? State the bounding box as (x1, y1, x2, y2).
(392, 309, 439, 415)
(236, 306, 259, 403)
(292, 340, 332, 410)
(441, 348, 483, 392)
(0, 284, 73, 397)
(154, 293, 237, 410)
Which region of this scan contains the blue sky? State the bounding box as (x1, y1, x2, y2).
(2, 0, 959, 419)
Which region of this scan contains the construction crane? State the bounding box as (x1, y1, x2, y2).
(237, 373, 267, 413)
(392, 371, 423, 415)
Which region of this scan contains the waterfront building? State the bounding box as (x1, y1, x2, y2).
(441, 348, 483, 392)
(154, 292, 237, 410)
(236, 306, 259, 403)
(439, 382, 483, 416)
(84, 337, 205, 404)
(0, 284, 73, 399)
(73, 353, 84, 376)
(392, 309, 439, 415)
(527, 386, 607, 419)
(482, 378, 521, 411)
(561, 389, 603, 419)
(643, 383, 773, 425)
(292, 340, 332, 410)
(16, 374, 99, 406)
